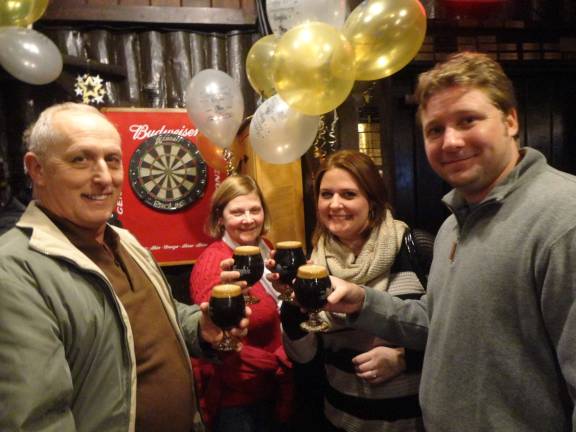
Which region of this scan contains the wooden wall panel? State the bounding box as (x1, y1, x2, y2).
(182, 0, 211, 5)
(213, 0, 241, 8)
(43, 2, 257, 25)
(86, 0, 119, 5)
(151, 0, 180, 5)
(119, 0, 150, 5)
(241, 0, 256, 15)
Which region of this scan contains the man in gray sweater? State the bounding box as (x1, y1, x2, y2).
(326, 52, 576, 431)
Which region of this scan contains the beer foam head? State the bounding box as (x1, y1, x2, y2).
(211, 284, 242, 298)
(233, 245, 261, 256)
(276, 241, 302, 249)
(297, 264, 329, 279)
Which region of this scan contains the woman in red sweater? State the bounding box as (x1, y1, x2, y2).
(189, 175, 292, 432)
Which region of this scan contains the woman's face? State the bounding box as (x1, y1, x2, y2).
(220, 192, 264, 245)
(317, 168, 370, 242)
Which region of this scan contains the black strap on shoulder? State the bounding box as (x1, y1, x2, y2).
(403, 228, 434, 291)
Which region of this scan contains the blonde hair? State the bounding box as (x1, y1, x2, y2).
(415, 52, 517, 121)
(206, 175, 270, 238)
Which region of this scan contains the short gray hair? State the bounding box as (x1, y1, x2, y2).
(27, 103, 109, 158)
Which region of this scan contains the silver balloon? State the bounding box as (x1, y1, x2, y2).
(249, 95, 320, 164)
(185, 69, 244, 149)
(267, 0, 348, 35)
(0, 27, 63, 85)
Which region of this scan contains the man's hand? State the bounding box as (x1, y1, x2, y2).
(198, 302, 251, 351)
(325, 276, 366, 314)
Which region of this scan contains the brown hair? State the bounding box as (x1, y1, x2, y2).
(415, 52, 517, 121)
(312, 150, 390, 247)
(206, 174, 270, 238)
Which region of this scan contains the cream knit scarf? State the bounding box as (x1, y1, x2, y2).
(312, 210, 407, 292)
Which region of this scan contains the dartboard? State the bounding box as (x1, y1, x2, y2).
(129, 133, 207, 212)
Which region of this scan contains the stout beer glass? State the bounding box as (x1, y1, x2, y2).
(293, 264, 332, 332)
(209, 284, 246, 351)
(233, 245, 264, 305)
(274, 241, 306, 301)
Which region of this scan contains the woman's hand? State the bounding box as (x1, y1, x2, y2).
(265, 250, 294, 298)
(198, 301, 251, 352)
(352, 346, 406, 385)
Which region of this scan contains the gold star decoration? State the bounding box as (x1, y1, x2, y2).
(74, 74, 107, 105)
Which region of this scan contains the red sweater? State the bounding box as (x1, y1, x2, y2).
(189, 240, 292, 424)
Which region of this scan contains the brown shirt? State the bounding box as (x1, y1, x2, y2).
(41, 208, 195, 432)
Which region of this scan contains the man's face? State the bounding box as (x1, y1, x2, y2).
(421, 86, 519, 203)
(30, 110, 123, 235)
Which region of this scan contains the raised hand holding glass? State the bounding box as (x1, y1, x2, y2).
(274, 241, 306, 301)
(233, 245, 264, 305)
(209, 284, 246, 351)
(293, 264, 332, 332)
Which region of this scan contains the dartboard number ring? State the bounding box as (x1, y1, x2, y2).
(129, 133, 207, 212)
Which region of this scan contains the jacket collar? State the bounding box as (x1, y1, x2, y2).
(17, 201, 105, 274)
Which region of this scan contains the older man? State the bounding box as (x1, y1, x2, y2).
(326, 52, 576, 431)
(0, 103, 246, 432)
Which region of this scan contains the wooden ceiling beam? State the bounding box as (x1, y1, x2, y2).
(42, 4, 257, 27)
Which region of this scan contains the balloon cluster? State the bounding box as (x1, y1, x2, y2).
(0, 0, 63, 85)
(186, 0, 427, 166)
(244, 0, 427, 164)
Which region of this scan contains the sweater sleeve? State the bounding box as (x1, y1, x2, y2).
(348, 287, 430, 351)
(280, 302, 319, 364)
(190, 242, 231, 304)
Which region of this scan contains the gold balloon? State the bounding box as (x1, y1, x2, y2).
(343, 0, 427, 81)
(246, 35, 278, 99)
(273, 21, 356, 116)
(0, 0, 50, 27)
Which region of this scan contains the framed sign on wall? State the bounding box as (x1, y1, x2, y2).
(103, 108, 225, 265)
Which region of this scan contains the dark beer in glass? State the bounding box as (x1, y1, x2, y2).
(232, 245, 264, 305)
(275, 241, 306, 301)
(209, 284, 246, 351)
(293, 264, 332, 332)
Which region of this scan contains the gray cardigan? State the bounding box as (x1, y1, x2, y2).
(350, 148, 576, 431)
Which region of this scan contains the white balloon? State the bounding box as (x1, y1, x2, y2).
(0, 27, 63, 85)
(250, 95, 320, 164)
(185, 69, 244, 149)
(267, 0, 348, 36)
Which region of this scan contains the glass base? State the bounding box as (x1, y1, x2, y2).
(215, 334, 239, 352)
(277, 289, 293, 302)
(300, 318, 330, 333)
(243, 294, 260, 305)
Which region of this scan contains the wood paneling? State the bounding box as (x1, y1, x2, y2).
(241, 0, 256, 15)
(119, 0, 150, 5)
(151, 0, 180, 6)
(213, 0, 240, 7)
(87, 0, 119, 5)
(43, 4, 257, 26)
(182, 0, 211, 5)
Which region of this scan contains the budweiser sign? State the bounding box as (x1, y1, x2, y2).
(128, 124, 198, 141)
